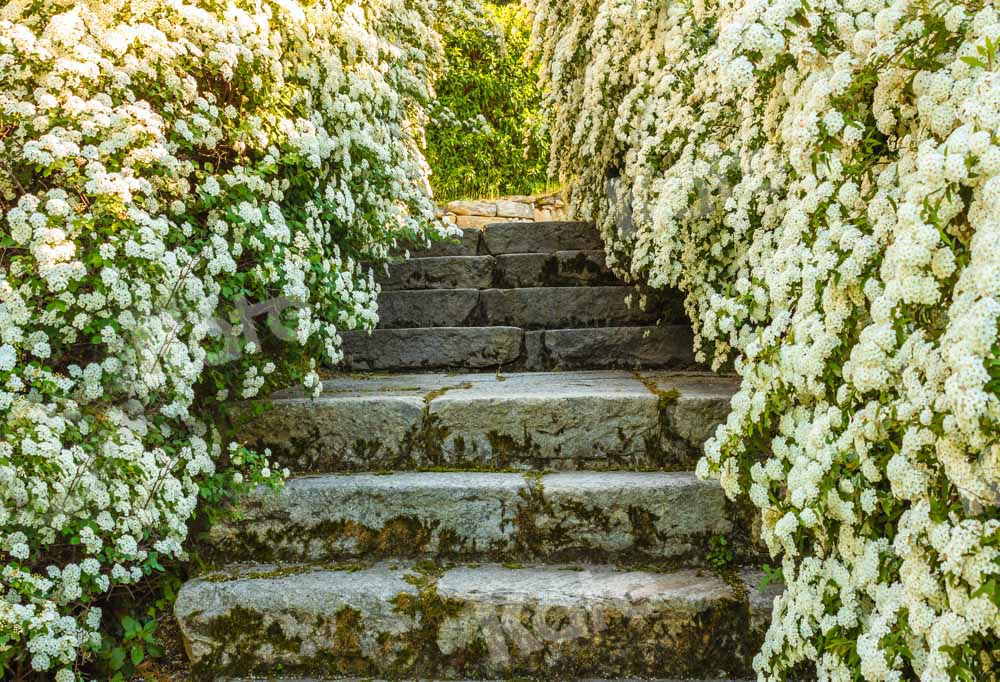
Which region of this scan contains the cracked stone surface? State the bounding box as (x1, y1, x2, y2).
(479, 286, 655, 329)
(205, 471, 730, 564)
(377, 289, 481, 328)
(244, 371, 737, 472)
(376, 256, 496, 290)
(481, 221, 603, 254)
(341, 327, 523, 371)
(177, 562, 770, 680)
(494, 250, 616, 287)
(524, 325, 698, 370)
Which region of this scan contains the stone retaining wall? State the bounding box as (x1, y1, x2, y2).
(439, 191, 566, 227)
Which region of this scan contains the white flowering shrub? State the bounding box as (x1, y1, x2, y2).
(529, 0, 999, 678)
(0, 0, 448, 676)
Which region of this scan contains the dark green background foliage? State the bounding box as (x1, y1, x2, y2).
(427, 2, 550, 200)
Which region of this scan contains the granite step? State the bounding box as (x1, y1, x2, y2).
(376, 287, 669, 330)
(221, 678, 750, 681)
(406, 221, 603, 258)
(477, 286, 665, 329)
(242, 371, 737, 474)
(341, 325, 697, 372)
(205, 471, 730, 565)
(495, 250, 617, 287)
(375, 255, 496, 290)
(407, 226, 482, 257)
(481, 221, 602, 254)
(341, 326, 523, 371)
(176, 562, 776, 680)
(523, 325, 697, 370)
(376, 289, 481, 329)
(374, 251, 617, 291)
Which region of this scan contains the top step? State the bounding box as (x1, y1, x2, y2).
(412, 222, 602, 257)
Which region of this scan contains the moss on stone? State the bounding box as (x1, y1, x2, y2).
(205, 512, 481, 566)
(634, 371, 681, 411)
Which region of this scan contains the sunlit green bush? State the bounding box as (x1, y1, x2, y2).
(427, 2, 550, 200)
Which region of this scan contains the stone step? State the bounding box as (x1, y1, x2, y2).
(215, 676, 750, 682)
(341, 325, 697, 372)
(482, 221, 602, 254)
(495, 250, 617, 288)
(376, 289, 481, 328)
(242, 371, 737, 474)
(524, 325, 697, 370)
(477, 286, 663, 329)
(205, 471, 730, 565)
(375, 256, 496, 290)
(408, 227, 482, 258)
(374, 251, 617, 291)
(176, 562, 775, 680)
(376, 287, 668, 330)
(220, 678, 750, 681)
(406, 222, 603, 258)
(341, 326, 523, 371)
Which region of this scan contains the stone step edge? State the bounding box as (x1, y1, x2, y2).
(374, 251, 620, 290)
(340, 324, 700, 372)
(215, 676, 751, 682)
(177, 561, 777, 680)
(203, 470, 734, 565)
(246, 369, 737, 474)
(375, 286, 678, 331)
(409, 221, 602, 258)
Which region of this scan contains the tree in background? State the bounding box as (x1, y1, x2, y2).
(426, 1, 550, 201)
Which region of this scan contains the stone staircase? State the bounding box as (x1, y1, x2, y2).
(339, 222, 692, 371)
(174, 221, 772, 681)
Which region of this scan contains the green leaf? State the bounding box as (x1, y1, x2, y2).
(110, 646, 125, 670)
(121, 615, 140, 637)
(961, 56, 986, 69)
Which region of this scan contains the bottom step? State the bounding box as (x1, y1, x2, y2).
(177, 563, 776, 680)
(221, 677, 749, 682)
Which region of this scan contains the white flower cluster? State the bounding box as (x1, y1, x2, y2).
(529, 0, 999, 678)
(1, 0, 448, 676)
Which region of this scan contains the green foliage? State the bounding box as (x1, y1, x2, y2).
(427, 2, 550, 200)
(706, 534, 734, 570)
(758, 564, 784, 592)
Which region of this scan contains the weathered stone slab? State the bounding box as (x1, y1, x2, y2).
(524, 325, 698, 370)
(177, 563, 769, 679)
(495, 199, 533, 219)
(340, 327, 522, 371)
(221, 678, 749, 681)
(428, 371, 658, 468)
(480, 286, 654, 329)
(375, 256, 495, 291)
(528, 471, 729, 559)
(241, 394, 426, 473)
(408, 227, 481, 257)
(447, 200, 497, 216)
(377, 289, 480, 329)
(175, 563, 419, 680)
(207, 472, 521, 562)
(205, 471, 730, 564)
(481, 221, 602, 254)
(494, 250, 617, 288)
(247, 371, 736, 472)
